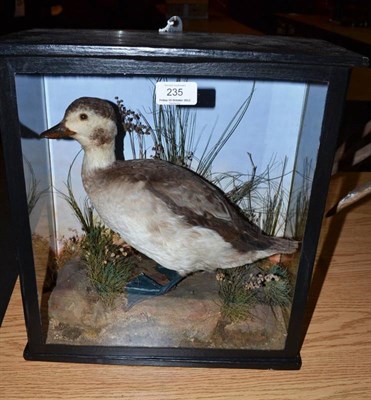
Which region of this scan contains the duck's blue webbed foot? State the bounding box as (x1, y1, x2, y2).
(125, 273, 163, 294)
(125, 265, 184, 309)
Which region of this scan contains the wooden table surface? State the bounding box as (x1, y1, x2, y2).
(1, 172, 370, 400)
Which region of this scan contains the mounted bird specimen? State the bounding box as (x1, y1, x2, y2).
(41, 97, 298, 301)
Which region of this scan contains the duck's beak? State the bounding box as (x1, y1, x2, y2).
(40, 122, 76, 139)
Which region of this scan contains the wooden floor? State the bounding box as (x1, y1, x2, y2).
(1, 172, 370, 400)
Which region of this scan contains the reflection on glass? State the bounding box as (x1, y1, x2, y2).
(16, 75, 327, 349)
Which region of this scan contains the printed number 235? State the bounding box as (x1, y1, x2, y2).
(167, 88, 183, 96)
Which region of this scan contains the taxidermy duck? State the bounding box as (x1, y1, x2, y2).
(41, 97, 298, 300)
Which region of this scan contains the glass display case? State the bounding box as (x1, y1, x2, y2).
(0, 30, 367, 369)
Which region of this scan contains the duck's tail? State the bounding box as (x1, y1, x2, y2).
(270, 236, 300, 255)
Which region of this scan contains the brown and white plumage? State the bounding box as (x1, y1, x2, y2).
(41, 97, 297, 278)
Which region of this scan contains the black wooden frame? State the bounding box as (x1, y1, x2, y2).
(0, 30, 367, 369)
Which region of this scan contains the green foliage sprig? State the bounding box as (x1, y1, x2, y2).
(81, 223, 133, 307)
(24, 156, 48, 215)
(217, 264, 292, 322)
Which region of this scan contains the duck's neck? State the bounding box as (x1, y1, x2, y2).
(82, 143, 116, 175)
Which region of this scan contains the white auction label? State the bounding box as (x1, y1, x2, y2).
(156, 82, 198, 105)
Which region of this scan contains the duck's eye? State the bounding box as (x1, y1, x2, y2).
(80, 113, 88, 120)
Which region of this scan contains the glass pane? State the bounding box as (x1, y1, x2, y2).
(16, 74, 327, 349)
(16, 75, 54, 333)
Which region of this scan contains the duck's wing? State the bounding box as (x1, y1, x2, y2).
(134, 160, 271, 252)
(147, 163, 235, 222)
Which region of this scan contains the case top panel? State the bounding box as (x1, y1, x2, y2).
(0, 29, 368, 67)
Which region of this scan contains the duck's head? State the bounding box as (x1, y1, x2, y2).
(40, 97, 117, 149)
